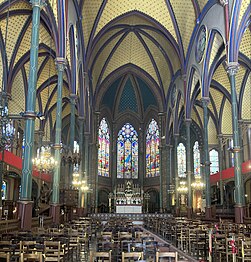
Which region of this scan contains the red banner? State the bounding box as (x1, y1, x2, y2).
(210, 160, 251, 184)
(0, 150, 51, 182)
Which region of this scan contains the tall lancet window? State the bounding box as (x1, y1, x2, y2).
(98, 118, 110, 177)
(177, 143, 186, 177)
(193, 141, 201, 176)
(209, 149, 219, 174)
(117, 123, 138, 179)
(146, 119, 160, 177)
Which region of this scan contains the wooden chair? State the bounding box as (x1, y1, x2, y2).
(0, 241, 11, 262)
(89, 250, 112, 261)
(155, 251, 178, 262)
(20, 241, 44, 262)
(121, 251, 144, 262)
(44, 241, 64, 261)
(237, 238, 251, 261)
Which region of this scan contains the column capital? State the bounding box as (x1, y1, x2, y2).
(55, 57, 67, 72)
(158, 112, 166, 117)
(225, 62, 239, 76)
(201, 97, 210, 107)
(181, 74, 186, 81)
(53, 143, 62, 150)
(218, 0, 228, 6)
(34, 130, 44, 136)
(30, 0, 46, 8)
(217, 133, 223, 139)
(78, 116, 85, 121)
(185, 118, 192, 125)
(69, 93, 78, 100)
(23, 111, 37, 119)
(69, 93, 78, 104)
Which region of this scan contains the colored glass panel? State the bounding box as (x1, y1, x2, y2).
(146, 119, 160, 177)
(193, 141, 201, 176)
(98, 118, 110, 177)
(210, 149, 219, 174)
(2, 181, 6, 200)
(230, 139, 234, 167)
(177, 143, 186, 177)
(117, 123, 138, 179)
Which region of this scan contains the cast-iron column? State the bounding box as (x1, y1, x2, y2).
(69, 93, 77, 185)
(78, 116, 84, 216)
(50, 57, 66, 224)
(174, 134, 180, 216)
(94, 111, 100, 213)
(19, 0, 45, 230)
(186, 119, 192, 218)
(201, 97, 212, 219)
(166, 144, 172, 212)
(218, 134, 224, 205)
(84, 133, 90, 214)
(226, 62, 245, 223)
(158, 112, 165, 213)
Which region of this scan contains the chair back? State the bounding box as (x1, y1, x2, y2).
(156, 251, 178, 262)
(90, 250, 112, 262)
(122, 251, 144, 262)
(44, 241, 63, 261)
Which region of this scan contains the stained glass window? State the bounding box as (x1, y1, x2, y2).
(193, 141, 201, 177)
(146, 119, 160, 177)
(98, 118, 110, 177)
(229, 139, 234, 167)
(210, 149, 219, 174)
(2, 181, 6, 200)
(74, 141, 79, 154)
(177, 143, 186, 178)
(117, 123, 138, 179)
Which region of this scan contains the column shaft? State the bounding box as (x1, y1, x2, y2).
(51, 59, 65, 205)
(227, 63, 245, 223)
(69, 94, 77, 150)
(19, 0, 44, 230)
(186, 120, 192, 218)
(21, 0, 44, 201)
(174, 135, 179, 215)
(84, 134, 90, 212)
(78, 117, 84, 214)
(166, 145, 172, 211)
(218, 135, 224, 205)
(202, 97, 212, 219)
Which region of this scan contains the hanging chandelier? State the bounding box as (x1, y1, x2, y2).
(191, 176, 205, 190)
(72, 170, 90, 192)
(177, 180, 188, 193)
(32, 146, 57, 173)
(72, 170, 81, 187)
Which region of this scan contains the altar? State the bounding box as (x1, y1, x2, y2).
(116, 205, 142, 213)
(114, 181, 143, 214)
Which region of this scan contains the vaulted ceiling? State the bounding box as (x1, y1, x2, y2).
(0, 0, 250, 143)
